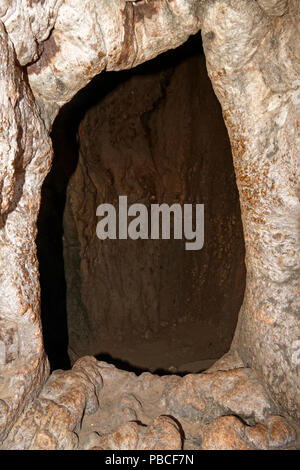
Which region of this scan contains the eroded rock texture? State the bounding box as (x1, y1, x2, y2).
(0, 0, 299, 450)
(201, 0, 300, 419)
(63, 39, 245, 368)
(2, 355, 298, 450)
(0, 22, 52, 441)
(26, 0, 204, 127)
(2, 357, 103, 450)
(0, 0, 63, 66)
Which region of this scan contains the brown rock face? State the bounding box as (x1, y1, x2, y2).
(63, 39, 246, 369)
(201, 416, 248, 450)
(138, 416, 182, 450)
(201, 414, 297, 450)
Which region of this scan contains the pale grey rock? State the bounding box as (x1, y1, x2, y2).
(201, 0, 300, 419)
(0, 0, 63, 66)
(257, 0, 288, 16)
(1, 357, 103, 450)
(26, 0, 204, 126)
(0, 19, 52, 442)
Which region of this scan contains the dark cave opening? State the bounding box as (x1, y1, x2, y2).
(37, 33, 246, 373)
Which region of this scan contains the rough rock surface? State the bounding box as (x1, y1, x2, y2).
(61, 0, 300, 421)
(3, 355, 297, 450)
(1, 357, 103, 450)
(27, 0, 204, 127)
(201, 414, 297, 450)
(201, 0, 300, 419)
(74, 357, 300, 451)
(78, 354, 284, 444)
(0, 0, 63, 66)
(82, 416, 183, 450)
(0, 0, 298, 450)
(63, 40, 245, 366)
(0, 21, 52, 442)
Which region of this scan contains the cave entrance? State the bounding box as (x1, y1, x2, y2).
(37, 33, 246, 374)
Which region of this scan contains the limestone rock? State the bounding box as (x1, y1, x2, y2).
(93, 422, 141, 451)
(0, 0, 62, 66)
(82, 416, 182, 450)
(265, 415, 296, 448)
(257, 0, 288, 16)
(138, 416, 182, 450)
(202, 0, 300, 420)
(244, 423, 270, 450)
(26, 0, 204, 126)
(0, 19, 52, 443)
(201, 414, 297, 450)
(202, 416, 248, 450)
(0, 0, 298, 450)
(163, 367, 277, 425)
(82, 431, 104, 450)
(1, 357, 103, 450)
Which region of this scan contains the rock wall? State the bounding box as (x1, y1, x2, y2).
(0, 0, 299, 446)
(201, 0, 300, 419)
(63, 40, 246, 364)
(0, 22, 52, 441)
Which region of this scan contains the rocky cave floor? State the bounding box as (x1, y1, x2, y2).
(5, 354, 299, 450)
(2, 353, 300, 450)
(77, 354, 300, 451)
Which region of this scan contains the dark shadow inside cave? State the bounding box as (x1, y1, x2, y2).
(37, 32, 246, 373)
